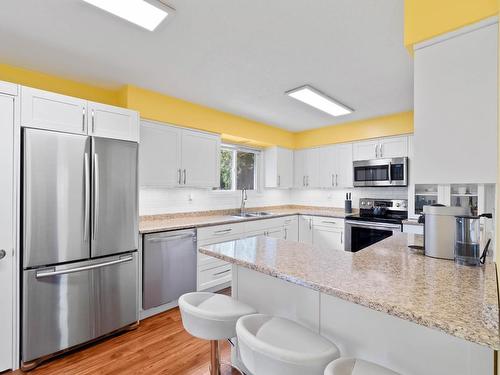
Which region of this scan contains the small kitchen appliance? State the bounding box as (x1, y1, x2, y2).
(419, 205, 469, 260)
(454, 214, 492, 266)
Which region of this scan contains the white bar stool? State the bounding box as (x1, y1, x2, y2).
(324, 357, 400, 375)
(179, 292, 256, 375)
(236, 314, 340, 375)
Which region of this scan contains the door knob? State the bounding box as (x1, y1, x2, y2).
(0, 250, 6, 260)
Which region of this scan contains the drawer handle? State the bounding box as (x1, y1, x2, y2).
(214, 228, 232, 234)
(213, 269, 231, 276)
(322, 221, 337, 224)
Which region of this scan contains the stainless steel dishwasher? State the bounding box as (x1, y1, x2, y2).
(143, 229, 197, 309)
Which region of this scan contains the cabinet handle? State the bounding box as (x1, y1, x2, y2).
(278, 175, 280, 187)
(91, 109, 95, 133)
(214, 228, 232, 234)
(178, 169, 182, 185)
(82, 108, 86, 132)
(375, 144, 379, 158)
(341, 232, 343, 245)
(213, 269, 231, 276)
(379, 144, 383, 158)
(284, 227, 288, 240)
(306, 176, 309, 187)
(183, 169, 187, 184)
(322, 221, 337, 224)
(309, 219, 312, 230)
(303, 176, 305, 187)
(331, 174, 334, 187)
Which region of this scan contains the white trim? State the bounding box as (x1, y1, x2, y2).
(414, 16, 498, 51)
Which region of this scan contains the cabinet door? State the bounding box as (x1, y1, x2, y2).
(88, 102, 139, 142)
(319, 145, 336, 188)
(414, 22, 498, 183)
(352, 139, 378, 161)
(266, 227, 285, 239)
(313, 227, 343, 251)
(21, 86, 87, 134)
(294, 149, 306, 188)
(379, 136, 408, 158)
(277, 148, 294, 188)
(0, 95, 14, 371)
(283, 217, 299, 242)
(181, 129, 220, 188)
(335, 143, 353, 188)
(304, 148, 320, 188)
(298, 216, 313, 244)
(139, 121, 182, 187)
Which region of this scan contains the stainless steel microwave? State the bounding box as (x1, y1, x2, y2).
(353, 157, 408, 187)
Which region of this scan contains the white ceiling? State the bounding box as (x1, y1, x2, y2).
(0, 0, 413, 132)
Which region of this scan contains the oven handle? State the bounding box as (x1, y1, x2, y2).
(346, 220, 401, 231)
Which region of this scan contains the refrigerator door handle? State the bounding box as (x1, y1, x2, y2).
(93, 153, 99, 240)
(35, 255, 134, 278)
(84, 152, 90, 241)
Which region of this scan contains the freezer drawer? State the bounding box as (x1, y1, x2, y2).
(143, 230, 197, 310)
(92, 137, 138, 258)
(22, 253, 138, 363)
(23, 129, 91, 268)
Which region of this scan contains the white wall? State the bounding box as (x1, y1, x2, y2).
(139, 187, 409, 215)
(139, 188, 291, 215)
(291, 187, 408, 209)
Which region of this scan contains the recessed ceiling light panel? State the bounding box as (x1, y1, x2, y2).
(82, 0, 173, 31)
(286, 85, 353, 117)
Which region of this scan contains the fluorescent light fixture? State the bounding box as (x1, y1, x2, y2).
(286, 85, 353, 117)
(82, 0, 172, 31)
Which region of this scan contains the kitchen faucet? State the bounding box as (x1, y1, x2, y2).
(240, 188, 248, 216)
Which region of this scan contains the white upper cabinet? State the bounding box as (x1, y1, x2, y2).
(319, 143, 353, 189)
(139, 121, 220, 188)
(181, 129, 220, 188)
(21, 86, 87, 134)
(264, 147, 293, 188)
(414, 21, 498, 184)
(139, 121, 182, 187)
(88, 101, 139, 142)
(353, 136, 408, 161)
(21, 86, 140, 141)
(294, 148, 320, 188)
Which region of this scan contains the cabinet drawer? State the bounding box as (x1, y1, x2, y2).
(197, 264, 232, 291)
(312, 217, 344, 229)
(197, 223, 245, 241)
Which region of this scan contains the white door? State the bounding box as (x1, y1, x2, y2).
(313, 227, 343, 251)
(0, 94, 14, 371)
(335, 143, 354, 188)
(379, 136, 408, 159)
(283, 218, 299, 242)
(139, 121, 182, 187)
(304, 148, 320, 188)
(298, 216, 313, 244)
(181, 129, 220, 188)
(277, 148, 293, 188)
(88, 102, 139, 142)
(319, 145, 336, 188)
(352, 139, 378, 161)
(21, 86, 87, 134)
(294, 149, 306, 188)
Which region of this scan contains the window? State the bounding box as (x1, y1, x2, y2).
(219, 145, 259, 190)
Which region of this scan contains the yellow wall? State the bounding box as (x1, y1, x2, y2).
(295, 112, 413, 149)
(120, 85, 295, 148)
(0, 63, 121, 106)
(404, 0, 498, 48)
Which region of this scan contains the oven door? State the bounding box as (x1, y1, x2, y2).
(345, 221, 402, 252)
(353, 157, 407, 187)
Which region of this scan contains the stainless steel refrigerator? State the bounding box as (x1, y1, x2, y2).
(21, 128, 139, 369)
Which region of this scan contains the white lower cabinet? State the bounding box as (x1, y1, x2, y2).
(283, 216, 299, 241)
(298, 215, 314, 244)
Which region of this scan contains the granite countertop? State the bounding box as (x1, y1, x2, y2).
(199, 233, 500, 350)
(139, 205, 355, 234)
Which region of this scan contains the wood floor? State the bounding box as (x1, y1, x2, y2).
(11, 307, 233, 375)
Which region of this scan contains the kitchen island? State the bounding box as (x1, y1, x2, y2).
(199, 233, 499, 375)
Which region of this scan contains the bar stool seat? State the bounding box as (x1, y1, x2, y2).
(324, 357, 400, 375)
(236, 314, 340, 375)
(179, 292, 256, 375)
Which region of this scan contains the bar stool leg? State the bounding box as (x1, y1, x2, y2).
(210, 340, 221, 375)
